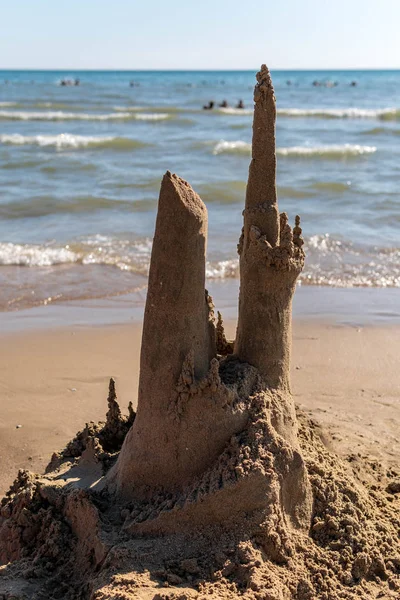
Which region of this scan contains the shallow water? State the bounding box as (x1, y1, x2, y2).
(0, 69, 399, 311)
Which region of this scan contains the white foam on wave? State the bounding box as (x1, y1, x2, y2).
(218, 107, 253, 116)
(133, 113, 169, 121)
(113, 105, 145, 112)
(277, 144, 377, 157)
(206, 259, 239, 279)
(213, 140, 251, 155)
(0, 133, 116, 149)
(2, 237, 399, 288)
(0, 102, 16, 107)
(0, 109, 171, 122)
(278, 107, 399, 119)
(0, 242, 78, 267)
(213, 140, 376, 158)
(0, 110, 132, 121)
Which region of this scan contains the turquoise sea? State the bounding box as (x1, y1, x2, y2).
(0, 69, 399, 311)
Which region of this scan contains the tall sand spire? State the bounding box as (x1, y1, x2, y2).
(243, 64, 279, 247)
(235, 65, 305, 390)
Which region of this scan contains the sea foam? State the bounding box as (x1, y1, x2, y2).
(277, 107, 400, 120)
(0, 242, 77, 267)
(213, 140, 377, 158)
(0, 110, 170, 122)
(0, 134, 147, 150)
(218, 107, 253, 116)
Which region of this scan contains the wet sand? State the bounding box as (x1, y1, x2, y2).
(1, 316, 399, 497)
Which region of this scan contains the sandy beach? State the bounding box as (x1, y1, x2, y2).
(1, 314, 399, 498)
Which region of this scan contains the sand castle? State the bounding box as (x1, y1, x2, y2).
(1, 66, 400, 600)
(108, 65, 312, 535)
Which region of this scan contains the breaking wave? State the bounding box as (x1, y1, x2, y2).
(0, 109, 171, 122)
(212, 140, 377, 158)
(133, 113, 170, 121)
(277, 107, 400, 120)
(1, 235, 399, 288)
(0, 134, 148, 150)
(213, 140, 251, 155)
(277, 144, 377, 158)
(218, 107, 253, 116)
(0, 242, 77, 267)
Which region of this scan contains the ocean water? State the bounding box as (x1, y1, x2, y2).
(0, 69, 399, 311)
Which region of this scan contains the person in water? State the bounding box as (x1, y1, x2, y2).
(236, 99, 244, 109)
(203, 101, 214, 110)
(219, 100, 228, 108)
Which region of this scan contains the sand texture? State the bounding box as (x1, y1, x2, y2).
(1, 65, 400, 599)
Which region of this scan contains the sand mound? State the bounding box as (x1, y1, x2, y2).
(1, 396, 399, 599)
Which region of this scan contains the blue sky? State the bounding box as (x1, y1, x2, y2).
(1, 0, 399, 70)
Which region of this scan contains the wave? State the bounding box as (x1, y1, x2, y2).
(0, 242, 78, 267)
(0, 134, 148, 150)
(277, 144, 377, 158)
(212, 140, 376, 158)
(41, 162, 97, 174)
(0, 110, 131, 121)
(302, 235, 400, 287)
(1, 235, 399, 288)
(362, 126, 400, 136)
(0, 195, 155, 219)
(277, 107, 400, 120)
(198, 181, 311, 204)
(0, 159, 44, 170)
(133, 113, 170, 121)
(0, 110, 170, 122)
(218, 107, 253, 116)
(309, 181, 351, 193)
(0, 237, 152, 274)
(213, 140, 251, 155)
(197, 180, 246, 204)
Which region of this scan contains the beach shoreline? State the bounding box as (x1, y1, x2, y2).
(1, 282, 399, 335)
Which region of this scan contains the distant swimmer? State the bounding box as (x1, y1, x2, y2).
(219, 100, 228, 108)
(203, 101, 214, 110)
(60, 78, 77, 87)
(130, 80, 134, 87)
(350, 81, 357, 87)
(286, 80, 292, 86)
(312, 80, 320, 87)
(236, 99, 244, 109)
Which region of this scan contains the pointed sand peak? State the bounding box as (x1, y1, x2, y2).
(254, 64, 274, 102)
(243, 63, 279, 247)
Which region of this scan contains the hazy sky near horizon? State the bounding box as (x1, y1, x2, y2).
(1, 0, 399, 70)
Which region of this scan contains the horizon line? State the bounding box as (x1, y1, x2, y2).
(0, 67, 399, 72)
